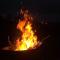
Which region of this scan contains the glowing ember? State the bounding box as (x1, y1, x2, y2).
(14, 9, 41, 51)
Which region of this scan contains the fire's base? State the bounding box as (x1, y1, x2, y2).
(0, 46, 45, 60)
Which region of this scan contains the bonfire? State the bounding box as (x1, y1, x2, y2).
(2, 8, 42, 51)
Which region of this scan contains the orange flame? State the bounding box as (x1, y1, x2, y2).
(15, 9, 41, 51)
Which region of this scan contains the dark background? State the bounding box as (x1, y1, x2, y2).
(0, 0, 60, 60)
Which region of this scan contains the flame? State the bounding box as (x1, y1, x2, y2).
(15, 9, 41, 51)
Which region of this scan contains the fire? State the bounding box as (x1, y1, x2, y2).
(14, 9, 41, 51)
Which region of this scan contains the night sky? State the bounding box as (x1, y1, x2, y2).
(0, 0, 60, 22)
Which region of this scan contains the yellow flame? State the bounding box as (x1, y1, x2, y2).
(15, 9, 40, 51)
